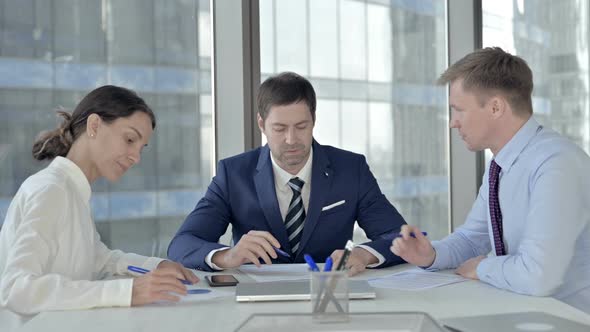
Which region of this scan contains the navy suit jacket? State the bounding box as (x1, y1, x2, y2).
(168, 141, 407, 271)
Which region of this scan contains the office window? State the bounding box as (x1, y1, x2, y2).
(483, 0, 590, 153)
(340, 0, 367, 80)
(313, 99, 341, 146)
(309, 0, 339, 78)
(275, 1, 308, 75)
(260, 0, 450, 240)
(0, 0, 213, 257)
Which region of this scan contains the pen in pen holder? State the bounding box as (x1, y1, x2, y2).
(310, 270, 349, 322)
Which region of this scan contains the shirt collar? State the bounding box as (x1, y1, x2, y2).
(493, 116, 542, 173)
(49, 156, 92, 202)
(270, 146, 313, 189)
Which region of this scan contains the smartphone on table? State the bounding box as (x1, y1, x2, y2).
(205, 274, 239, 287)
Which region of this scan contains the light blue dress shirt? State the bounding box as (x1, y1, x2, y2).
(429, 117, 590, 313)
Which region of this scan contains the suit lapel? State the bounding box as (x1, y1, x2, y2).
(296, 141, 332, 258)
(254, 145, 291, 252)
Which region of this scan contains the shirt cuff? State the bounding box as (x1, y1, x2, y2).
(101, 278, 134, 308)
(356, 244, 385, 268)
(142, 257, 166, 271)
(475, 256, 496, 281)
(423, 242, 445, 271)
(205, 247, 231, 271)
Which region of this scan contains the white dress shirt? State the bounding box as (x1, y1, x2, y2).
(270, 147, 313, 221)
(0, 157, 163, 315)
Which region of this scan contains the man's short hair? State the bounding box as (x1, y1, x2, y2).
(438, 47, 533, 116)
(257, 72, 316, 123)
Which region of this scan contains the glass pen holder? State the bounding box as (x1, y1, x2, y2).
(310, 271, 349, 323)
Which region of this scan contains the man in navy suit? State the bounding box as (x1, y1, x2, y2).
(168, 72, 407, 275)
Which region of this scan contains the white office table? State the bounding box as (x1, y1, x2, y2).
(15, 264, 590, 332)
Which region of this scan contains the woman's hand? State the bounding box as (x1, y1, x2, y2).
(131, 261, 199, 306)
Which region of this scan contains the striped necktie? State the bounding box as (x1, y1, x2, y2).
(285, 177, 306, 255)
(489, 160, 506, 256)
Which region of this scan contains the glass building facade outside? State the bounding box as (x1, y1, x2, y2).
(3, 0, 589, 257)
(0, 0, 212, 257)
(483, 0, 590, 155)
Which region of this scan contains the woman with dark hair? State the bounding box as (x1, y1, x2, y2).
(0, 85, 199, 315)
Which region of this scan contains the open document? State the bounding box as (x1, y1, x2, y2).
(368, 268, 468, 291)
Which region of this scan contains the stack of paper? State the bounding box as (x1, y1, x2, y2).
(238, 263, 311, 282)
(368, 269, 468, 290)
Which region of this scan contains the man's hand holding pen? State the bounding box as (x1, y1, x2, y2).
(390, 225, 435, 268)
(330, 247, 378, 277)
(211, 230, 282, 269)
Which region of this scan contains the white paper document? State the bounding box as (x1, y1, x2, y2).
(368, 269, 468, 290)
(179, 287, 234, 303)
(238, 263, 311, 282)
(147, 287, 233, 306)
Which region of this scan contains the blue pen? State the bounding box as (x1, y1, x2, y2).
(127, 265, 192, 285)
(304, 254, 320, 272)
(273, 246, 291, 258)
(395, 231, 428, 238)
(323, 257, 333, 272)
(127, 265, 150, 274)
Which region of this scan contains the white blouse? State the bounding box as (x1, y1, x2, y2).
(0, 157, 163, 315)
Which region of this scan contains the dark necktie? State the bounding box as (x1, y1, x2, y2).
(489, 160, 506, 256)
(285, 177, 306, 255)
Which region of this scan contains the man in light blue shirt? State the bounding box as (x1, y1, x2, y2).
(392, 47, 590, 313)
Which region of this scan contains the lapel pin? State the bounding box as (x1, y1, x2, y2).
(324, 171, 329, 177)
